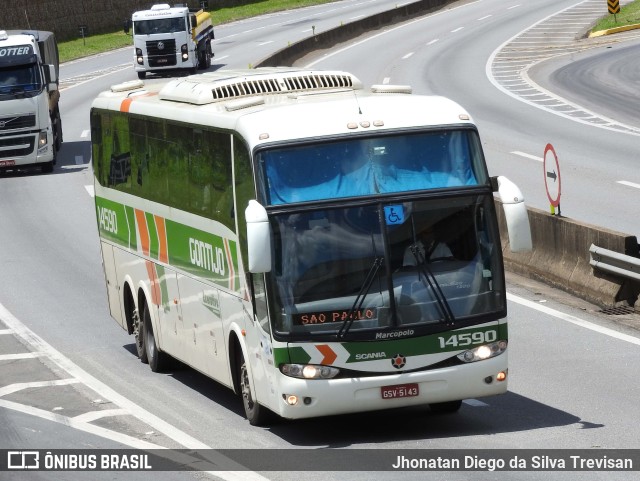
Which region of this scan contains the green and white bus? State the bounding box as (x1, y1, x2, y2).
(90, 68, 531, 425)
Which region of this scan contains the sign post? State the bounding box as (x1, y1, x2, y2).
(543, 143, 561, 216)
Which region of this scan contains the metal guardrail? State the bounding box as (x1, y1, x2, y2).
(589, 244, 640, 282)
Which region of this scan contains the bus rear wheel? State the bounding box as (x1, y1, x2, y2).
(132, 307, 148, 364)
(429, 400, 462, 413)
(238, 351, 271, 426)
(143, 302, 168, 372)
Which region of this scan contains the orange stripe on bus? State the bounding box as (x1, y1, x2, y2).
(145, 260, 161, 307)
(135, 209, 150, 256)
(120, 98, 133, 112)
(154, 215, 168, 264)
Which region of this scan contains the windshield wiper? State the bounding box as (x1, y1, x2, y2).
(337, 256, 383, 339)
(409, 244, 456, 327)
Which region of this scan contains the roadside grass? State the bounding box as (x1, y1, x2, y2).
(591, 0, 640, 33)
(58, 0, 335, 62)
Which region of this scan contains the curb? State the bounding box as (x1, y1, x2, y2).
(588, 23, 640, 37)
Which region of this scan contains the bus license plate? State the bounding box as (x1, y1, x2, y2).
(381, 383, 419, 399)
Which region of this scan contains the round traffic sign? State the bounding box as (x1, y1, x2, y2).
(543, 143, 561, 207)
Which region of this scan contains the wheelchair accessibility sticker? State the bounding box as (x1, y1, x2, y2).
(384, 205, 404, 225)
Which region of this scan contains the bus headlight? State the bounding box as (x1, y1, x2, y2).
(457, 340, 507, 363)
(281, 364, 340, 379)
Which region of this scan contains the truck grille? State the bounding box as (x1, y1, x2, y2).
(0, 136, 35, 157)
(0, 114, 36, 131)
(146, 39, 177, 67)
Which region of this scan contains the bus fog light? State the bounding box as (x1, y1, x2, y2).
(457, 341, 507, 363)
(286, 395, 298, 405)
(303, 397, 312, 405)
(496, 371, 507, 382)
(281, 363, 339, 379)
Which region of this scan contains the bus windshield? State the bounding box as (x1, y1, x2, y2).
(258, 130, 486, 205)
(267, 194, 505, 339)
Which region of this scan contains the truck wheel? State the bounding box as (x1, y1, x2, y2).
(137, 71, 146, 80)
(41, 161, 54, 174)
(54, 109, 62, 152)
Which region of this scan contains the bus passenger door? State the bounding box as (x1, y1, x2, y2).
(177, 275, 231, 388)
(242, 275, 278, 413)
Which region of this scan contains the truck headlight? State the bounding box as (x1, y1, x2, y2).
(181, 44, 189, 61)
(136, 48, 143, 65)
(281, 364, 340, 379)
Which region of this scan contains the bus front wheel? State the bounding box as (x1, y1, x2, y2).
(238, 351, 270, 426)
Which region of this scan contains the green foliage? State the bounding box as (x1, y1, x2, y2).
(58, 0, 335, 62)
(592, 0, 640, 33)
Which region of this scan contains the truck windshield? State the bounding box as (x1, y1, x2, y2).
(0, 63, 42, 99)
(134, 18, 186, 35)
(266, 195, 505, 340)
(257, 130, 485, 206)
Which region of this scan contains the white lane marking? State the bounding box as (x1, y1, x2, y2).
(0, 302, 270, 481)
(451, 27, 464, 33)
(258, 40, 274, 46)
(507, 293, 640, 346)
(402, 52, 414, 59)
(73, 408, 130, 423)
(382, 77, 390, 84)
(85, 185, 95, 197)
(0, 302, 208, 448)
(617, 181, 640, 190)
(0, 352, 46, 361)
(508, 4, 521, 9)
(478, 15, 492, 21)
(80, 129, 90, 138)
(305, 0, 482, 67)
(427, 39, 439, 45)
(511, 151, 543, 162)
(0, 379, 80, 397)
(0, 399, 162, 449)
(0, 329, 13, 335)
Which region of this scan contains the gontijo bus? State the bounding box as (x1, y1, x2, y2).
(90, 68, 532, 425)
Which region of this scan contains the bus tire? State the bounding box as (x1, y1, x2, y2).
(238, 350, 270, 426)
(132, 307, 148, 364)
(143, 302, 168, 372)
(429, 400, 462, 414)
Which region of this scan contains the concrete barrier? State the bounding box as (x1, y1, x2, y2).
(495, 200, 640, 308)
(255, 0, 457, 68)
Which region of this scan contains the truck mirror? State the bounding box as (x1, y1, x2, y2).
(190, 14, 197, 30)
(245, 200, 272, 273)
(495, 176, 532, 253)
(43, 64, 58, 90)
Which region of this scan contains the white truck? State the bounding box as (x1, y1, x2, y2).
(130, 3, 214, 79)
(0, 30, 62, 173)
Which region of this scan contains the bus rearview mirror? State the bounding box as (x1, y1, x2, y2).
(495, 176, 533, 253)
(245, 200, 272, 273)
